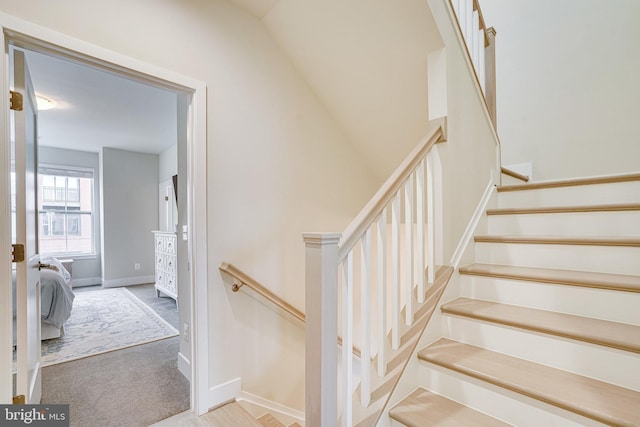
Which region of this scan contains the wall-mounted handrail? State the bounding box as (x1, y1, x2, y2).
(219, 261, 362, 358)
(501, 166, 530, 183)
(220, 262, 305, 323)
(339, 117, 447, 262)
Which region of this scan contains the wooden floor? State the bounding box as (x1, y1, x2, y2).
(418, 338, 640, 426)
(390, 388, 510, 427)
(152, 403, 261, 427)
(151, 402, 304, 427)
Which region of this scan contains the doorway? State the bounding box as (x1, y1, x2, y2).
(0, 21, 209, 417)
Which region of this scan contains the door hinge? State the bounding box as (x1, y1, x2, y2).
(13, 395, 25, 404)
(10, 90, 23, 111)
(12, 244, 25, 263)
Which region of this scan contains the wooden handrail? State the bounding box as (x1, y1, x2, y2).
(448, 0, 497, 129)
(473, 0, 489, 46)
(219, 262, 305, 323)
(220, 261, 363, 358)
(338, 117, 447, 261)
(501, 166, 530, 182)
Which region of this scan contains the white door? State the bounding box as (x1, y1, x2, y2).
(12, 49, 42, 404)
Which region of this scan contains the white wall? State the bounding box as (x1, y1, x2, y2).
(263, 0, 442, 181)
(481, 0, 640, 181)
(0, 0, 380, 410)
(159, 144, 177, 183)
(38, 146, 102, 286)
(100, 148, 158, 286)
(158, 145, 177, 233)
(424, 0, 500, 263)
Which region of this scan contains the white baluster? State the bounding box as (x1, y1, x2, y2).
(478, 28, 486, 93)
(432, 146, 444, 268)
(404, 176, 414, 326)
(342, 252, 354, 426)
(376, 210, 387, 376)
(426, 152, 436, 284)
(391, 193, 401, 350)
(416, 159, 426, 302)
(459, 0, 468, 44)
(465, 0, 474, 49)
(472, 10, 480, 71)
(360, 229, 371, 407)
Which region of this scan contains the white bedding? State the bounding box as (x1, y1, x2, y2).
(12, 258, 75, 330)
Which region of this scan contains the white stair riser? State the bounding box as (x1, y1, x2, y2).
(475, 242, 640, 275)
(442, 316, 640, 391)
(487, 211, 640, 236)
(498, 181, 640, 209)
(417, 365, 606, 427)
(460, 276, 640, 325)
(501, 174, 529, 186)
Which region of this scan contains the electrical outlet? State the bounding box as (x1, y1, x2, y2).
(134, 263, 141, 271)
(183, 323, 189, 342)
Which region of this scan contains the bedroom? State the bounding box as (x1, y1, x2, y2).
(10, 46, 192, 422)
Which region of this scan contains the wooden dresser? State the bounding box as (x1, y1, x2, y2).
(152, 231, 177, 301)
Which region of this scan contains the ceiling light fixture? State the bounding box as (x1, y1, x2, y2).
(36, 95, 56, 111)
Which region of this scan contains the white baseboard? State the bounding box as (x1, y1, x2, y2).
(71, 277, 102, 287)
(237, 391, 305, 423)
(178, 351, 191, 382)
(203, 377, 241, 412)
(101, 275, 155, 288)
(450, 178, 496, 268)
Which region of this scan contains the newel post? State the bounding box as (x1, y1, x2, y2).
(303, 232, 341, 427)
(484, 26, 497, 129)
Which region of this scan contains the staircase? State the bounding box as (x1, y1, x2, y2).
(256, 412, 303, 427)
(185, 401, 303, 427)
(389, 173, 640, 426)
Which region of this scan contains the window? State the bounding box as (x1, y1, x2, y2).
(38, 166, 95, 256)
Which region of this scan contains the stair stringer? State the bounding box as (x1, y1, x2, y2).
(376, 181, 498, 426)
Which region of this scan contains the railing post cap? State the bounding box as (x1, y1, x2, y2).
(302, 232, 342, 245)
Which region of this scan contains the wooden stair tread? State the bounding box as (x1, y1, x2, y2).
(201, 402, 262, 426)
(442, 298, 640, 353)
(389, 387, 510, 427)
(349, 266, 453, 426)
(486, 203, 640, 215)
(256, 413, 285, 427)
(418, 338, 640, 427)
(497, 172, 640, 192)
(474, 234, 640, 247)
(459, 263, 640, 293)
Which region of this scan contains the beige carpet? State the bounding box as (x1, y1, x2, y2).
(41, 336, 190, 427)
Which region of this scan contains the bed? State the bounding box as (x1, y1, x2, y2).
(13, 257, 75, 341)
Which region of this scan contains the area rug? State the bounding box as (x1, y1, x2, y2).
(40, 287, 179, 367)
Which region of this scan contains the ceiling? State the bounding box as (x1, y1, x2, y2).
(23, 49, 177, 155)
(228, 0, 279, 18)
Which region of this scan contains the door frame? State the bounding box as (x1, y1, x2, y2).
(0, 12, 210, 414)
